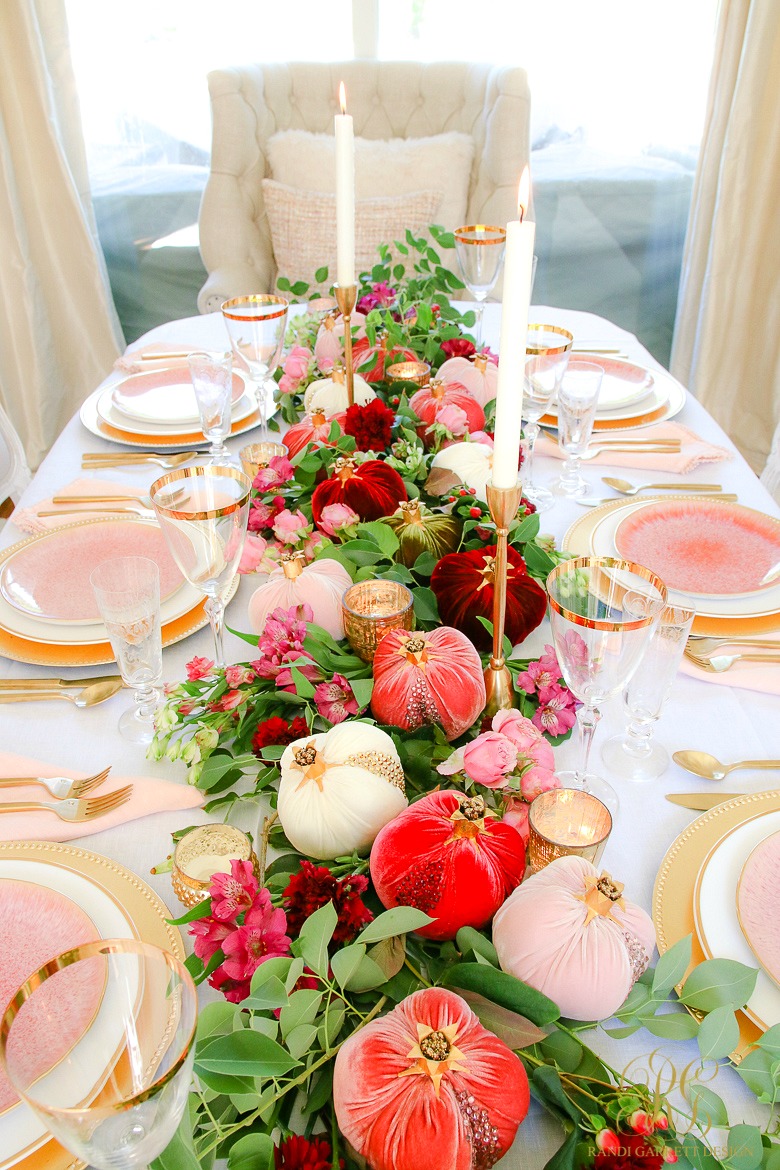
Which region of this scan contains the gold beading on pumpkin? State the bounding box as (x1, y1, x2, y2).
(345, 751, 406, 794)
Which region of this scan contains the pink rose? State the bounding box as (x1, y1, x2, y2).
(317, 502, 360, 537)
(186, 656, 214, 681)
(519, 765, 560, 803)
(461, 731, 518, 788)
(501, 796, 530, 847)
(238, 533, 268, 574)
(225, 664, 255, 688)
(272, 508, 310, 545)
(435, 403, 470, 437)
(284, 346, 313, 382)
(278, 374, 298, 395)
(492, 709, 555, 771)
(469, 430, 495, 448)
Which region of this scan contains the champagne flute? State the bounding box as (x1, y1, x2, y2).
(222, 295, 288, 439)
(523, 324, 573, 512)
(546, 556, 667, 815)
(151, 465, 252, 667)
(188, 350, 234, 461)
(0, 938, 197, 1170)
(454, 225, 506, 347)
(552, 359, 604, 497)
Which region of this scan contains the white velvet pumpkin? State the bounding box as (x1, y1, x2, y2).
(430, 441, 494, 501)
(304, 369, 376, 417)
(247, 556, 353, 640)
(438, 354, 499, 408)
(492, 856, 656, 1022)
(278, 722, 408, 859)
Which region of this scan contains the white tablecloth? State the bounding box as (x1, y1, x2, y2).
(2, 305, 777, 1163)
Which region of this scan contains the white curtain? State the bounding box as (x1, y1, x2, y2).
(0, 0, 122, 469)
(671, 0, 780, 475)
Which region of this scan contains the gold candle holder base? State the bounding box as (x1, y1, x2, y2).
(171, 824, 259, 908)
(483, 479, 523, 717)
(334, 283, 358, 407)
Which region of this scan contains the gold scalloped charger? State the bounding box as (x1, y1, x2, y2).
(652, 790, 780, 1063)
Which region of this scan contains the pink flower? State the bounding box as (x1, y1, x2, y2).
(190, 916, 233, 963)
(480, 346, 499, 364)
(248, 497, 283, 532)
(253, 456, 295, 491)
(357, 282, 396, 314)
(208, 964, 250, 1003)
(278, 373, 299, 395)
(596, 1129, 621, 1157)
(515, 645, 562, 694)
(210, 859, 259, 921)
(272, 508, 310, 545)
(562, 628, 589, 667)
(186, 656, 214, 681)
(628, 1111, 655, 1137)
(220, 888, 291, 982)
(238, 532, 268, 574)
(520, 766, 560, 803)
(461, 731, 518, 788)
(313, 673, 359, 723)
(435, 403, 470, 437)
(469, 430, 495, 448)
(317, 502, 361, 538)
(532, 683, 579, 737)
(492, 710, 555, 770)
(219, 689, 247, 711)
(225, 664, 255, 688)
(501, 795, 530, 846)
(284, 345, 313, 383)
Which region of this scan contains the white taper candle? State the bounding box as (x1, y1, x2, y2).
(335, 82, 355, 286)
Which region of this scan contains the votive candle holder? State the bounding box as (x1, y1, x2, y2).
(239, 442, 287, 481)
(385, 361, 431, 387)
(171, 824, 259, 908)
(341, 580, 415, 662)
(527, 788, 612, 874)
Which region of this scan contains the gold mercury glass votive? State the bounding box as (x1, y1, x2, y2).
(528, 788, 613, 874)
(385, 360, 431, 387)
(171, 824, 259, 908)
(342, 580, 415, 662)
(239, 442, 287, 481)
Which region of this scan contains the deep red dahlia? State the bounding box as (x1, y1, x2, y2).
(275, 1135, 338, 1170)
(440, 337, 476, 359)
(283, 860, 373, 945)
(343, 398, 396, 452)
(594, 1133, 664, 1170)
(252, 715, 309, 755)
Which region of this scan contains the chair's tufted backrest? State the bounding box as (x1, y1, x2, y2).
(198, 61, 530, 312)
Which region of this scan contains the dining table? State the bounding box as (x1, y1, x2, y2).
(2, 302, 778, 1167)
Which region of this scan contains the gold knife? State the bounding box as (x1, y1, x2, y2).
(666, 792, 741, 810)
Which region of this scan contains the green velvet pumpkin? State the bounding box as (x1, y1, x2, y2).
(386, 500, 462, 568)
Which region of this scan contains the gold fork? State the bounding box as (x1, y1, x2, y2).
(0, 766, 112, 800)
(685, 649, 780, 673)
(82, 452, 206, 469)
(0, 785, 133, 822)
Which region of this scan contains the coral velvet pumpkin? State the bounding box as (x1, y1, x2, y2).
(277, 722, 407, 860)
(438, 353, 499, 408)
(431, 545, 547, 652)
(409, 380, 485, 445)
(370, 791, 526, 940)
(247, 554, 352, 641)
(283, 410, 346, 459)
(370, 627, 485, 741)
(385, 499, 462, 568)
(311, 458, 407, 525)
(354, 334, 416, 382)
(492, 857, 656, 1022)
(333, 987, 529, 1170)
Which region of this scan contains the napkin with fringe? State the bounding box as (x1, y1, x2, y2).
(538, 422, 731, 474)
(11, 479, 148, 534)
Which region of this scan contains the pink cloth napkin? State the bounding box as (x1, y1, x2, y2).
(0, 751, 204, 843)
(538, 422, 731, 474)
(679, 641, 780, 695)
(11, 479, 148, 534)
(114, 342, 198, 374)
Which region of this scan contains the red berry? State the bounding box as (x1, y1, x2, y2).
(469, 506, 482, 518)
(595, 1130, 621, 1156)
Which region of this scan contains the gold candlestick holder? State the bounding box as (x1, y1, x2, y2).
(334, 282, 358, 407)
(483, 479, 523, 716)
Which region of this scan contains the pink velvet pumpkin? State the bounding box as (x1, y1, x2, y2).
(370, 791, 526, 940)
(370, 627, 486, 741)
(283, 410, 346, 459)
(438, 353, 498, 408)
(333, 987, 529, 1170)
(247, 554, 353, 640)
(409, 380, 485, 445)
(492, 856, 656, 1022)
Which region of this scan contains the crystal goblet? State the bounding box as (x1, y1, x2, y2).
(222, 295, 288, 439)
(546, 556, 667, 815)
(187, 350, 234, 461)
(523, 324, 573, 512)
(454, 224, 506, 347)
(552, 359, 604, 497)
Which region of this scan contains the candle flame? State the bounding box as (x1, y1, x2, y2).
(517, 167, 531, 222)
(339, 82, 347, 115)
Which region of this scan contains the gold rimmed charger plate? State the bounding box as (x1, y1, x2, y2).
(540, 366, 686, 431)
(562, 496, 780, 636)
(652, 790, 780, 1063)
(0, 841, 184, 1170)
(80, 384, 263, 449)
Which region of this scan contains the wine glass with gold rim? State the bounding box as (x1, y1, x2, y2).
(454, 224, 507, 347)
(222, 295, 288, 438)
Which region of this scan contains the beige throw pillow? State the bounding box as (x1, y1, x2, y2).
(262, 179, 442, 292)
(267, 130, 474, 232)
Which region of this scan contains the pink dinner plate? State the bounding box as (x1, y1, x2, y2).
(613, 499, 780, 598)
(112, 366, 244, 426)
(0, 520, 184, 624)
(737, 830, 780, 989)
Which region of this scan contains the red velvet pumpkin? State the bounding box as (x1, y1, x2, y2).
(430, 544, 547, 652)
(311, 457, 407, 525)
(354, 335, 416, 383)
(284, 410, 346, 459)
(371, 626, 486, 740)
(409, 379, 485, 446)
(370, 790, 526, 939)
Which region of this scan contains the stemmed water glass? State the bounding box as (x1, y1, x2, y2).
(90, 555, 163, 745)
(151, 465, 252, 668)
(0, 938, 197, 1170)
(546, 556, 667, 815)
(188, 350, 234, 461)
(523, 324, 573, 511)
(454, 225, 506, 348)
(222, 295, 288, 439)
(601, 600, 696, 782)
(552, 359, 604, 497)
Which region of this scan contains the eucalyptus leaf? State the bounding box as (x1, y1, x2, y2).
(279, 989, 323, 1039)
(735, 1048, 776, 1103)
(726, 1124, 764, 1170)
(196, 1030, 300, 1077)
(652, 935, 693, 997)
(356, 906, 434, 943)
(681, 958, 758, 1013)
(368, 935, 406, 980)
(687, 1083, 730, 1129)
(321, 1001, 347, 1047)
(150, 1109, 201, 1170)
(344, 953, 388, 993)
(196, 1001, 236, 1044)
(455, 926, 499, 967)
(297, 900, 338, 976)
(697, 1004, 740, 1061)
(242, 975, 289, 1012)
(642, 1012, 700, 1041)
(227, 1133, 276, 1170)
(757, 1023, 780, 1060)
(331, 943, 367, 989)
(285, 1023, 320, 1061)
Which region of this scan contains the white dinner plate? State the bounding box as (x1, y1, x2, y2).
(543, 366, 686, 430)
(694, 809, 780, 1033)
(111, 366, 247, 427)
(99, 382, 256, 436)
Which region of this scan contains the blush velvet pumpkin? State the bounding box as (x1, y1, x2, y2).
(409, 380, 485, 446)
(333, 987, 529, 1170)
(370, 791, 526, 940)
(370, 627, 486, 741)
(247, 554, 353, 641)
(311, 458, 407, 525)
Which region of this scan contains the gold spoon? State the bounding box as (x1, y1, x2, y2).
(601, 477, 725, 496)
(0, 679, 125, 708)
(672, 749, 780, 781)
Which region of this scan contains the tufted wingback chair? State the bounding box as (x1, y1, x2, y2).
(197, 61, 531, 313)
